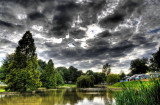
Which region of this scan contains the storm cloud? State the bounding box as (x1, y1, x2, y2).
(0, 0, 160, 73)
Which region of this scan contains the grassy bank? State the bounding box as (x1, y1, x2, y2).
(112, 81, 149, 88)
(0, 86, 6, 92)
(57, 84, 76, 88)
(115, 79, 160, 105)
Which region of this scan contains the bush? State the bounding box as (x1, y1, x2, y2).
(76, 75, 95, 88)
(107, 74, 120, 84)
(115, 79, 160, 105)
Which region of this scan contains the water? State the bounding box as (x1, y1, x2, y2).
(0, 88, 115, 105)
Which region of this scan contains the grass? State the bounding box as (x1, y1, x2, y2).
(57, 84, 76, 88)
(0, 88, 5, 92)
(114, 79, 160, 105)
(0, 86, 6, 92)
(112, 81, 149, 88)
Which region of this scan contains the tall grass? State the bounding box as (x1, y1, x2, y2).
(115, 79, 160, 105)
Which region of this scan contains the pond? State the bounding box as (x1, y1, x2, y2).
(0, 88, 115, 105)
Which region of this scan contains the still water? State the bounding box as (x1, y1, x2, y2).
(0, 88, 115, 105)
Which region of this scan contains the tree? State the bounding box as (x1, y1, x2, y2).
(130, 58, 149, 74)
(76, 75, 95, 88)
(119, 70, 126, 80)
(38, 59, 47, 79)
(102, 63, 111, 76)
(150, 47, 160, 71)
(86, 70, 94, 75)
(38, 59, 47, 70)
(93, 72, 105, 84)
(41, 59, 57, 88)
(68, 66, 82, 83)
(5, 31, 41, 92)
(0, 54, 14, 82)
(107, 74, 120, 84)
(102, 63, 111, 83)
(56, 67, 70, 83)
(56, 71, 64, 85)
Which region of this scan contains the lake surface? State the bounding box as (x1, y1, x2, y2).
(0, 88, 115, 105)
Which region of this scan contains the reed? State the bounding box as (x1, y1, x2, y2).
(115, 79, 160, 105)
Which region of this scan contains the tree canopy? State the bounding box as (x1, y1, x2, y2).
(5, 31, 41, 92)
(130, 58, 149, 74)
(41, 59, 57, 88)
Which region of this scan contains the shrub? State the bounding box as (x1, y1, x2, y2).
(76, 75, 95, 88)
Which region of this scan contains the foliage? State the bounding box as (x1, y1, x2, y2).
(102, 63, 111, 76)
(0, 54, 14, 82)
(56, 67, 70, 83)
(107, 74, 120, 84)
(93, 72, 106, 84)
(130, 58, 149, 74)
(112, 81, 149, 88)
(119, 70, 126, 80)
(150, 47, 160, 71)
(5, 31, 41, 92)
(68, 66, 82, 83)
(38, 59, 47, 74)
(76, 75, 95, 88)
(41, 59, 57, 89)
(6, 60, 41, 92)
(56, 71, 64, 85)
(86, 70, 94, 75)
(115, 79, 160, 105)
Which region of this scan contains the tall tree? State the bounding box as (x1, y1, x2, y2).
(5, 31, 41, 92)
(130, 58, 148, 74)
(41, 59, 57, 88)
(150, 47, 160, 71)
(102, 63, 111, 77)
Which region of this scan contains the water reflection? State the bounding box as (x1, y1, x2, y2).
(0, 88, 115, 105)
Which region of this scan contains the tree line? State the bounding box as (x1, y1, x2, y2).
(0, 31, 160, 90)
(0, 31, 108, 91)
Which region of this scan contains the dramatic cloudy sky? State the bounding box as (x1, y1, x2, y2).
(0, 0, 160, 73)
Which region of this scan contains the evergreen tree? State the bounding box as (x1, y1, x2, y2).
(56, 71, 64, 85)
(41, 59, 57, 89)
(5, 31, 41, 92)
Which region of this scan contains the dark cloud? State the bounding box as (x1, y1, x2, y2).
(69, 28, 86, 39)
(80, 0, 106, 26)
(49, 1, 80, 38)
(99, 13, 125, 29)
(0, 0, 160, 73)
(99, 0, 144, 29)
(28, 12, 46, 20)
(97, 30, 112, 38)
(0, 38, 17, 48)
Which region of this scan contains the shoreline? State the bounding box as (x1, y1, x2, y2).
(0, 87, 122, 96)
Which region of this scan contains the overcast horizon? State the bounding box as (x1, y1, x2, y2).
(0, 0, 160, 73)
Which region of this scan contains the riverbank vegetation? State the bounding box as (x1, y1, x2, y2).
(115, 79, 160, 105)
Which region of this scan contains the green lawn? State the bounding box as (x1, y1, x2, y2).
(112, 81, 150, 88)
(57, 84, 76, 88)
(0, 88, 5, 92)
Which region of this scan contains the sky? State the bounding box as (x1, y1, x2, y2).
(0, 0, 160, 74)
